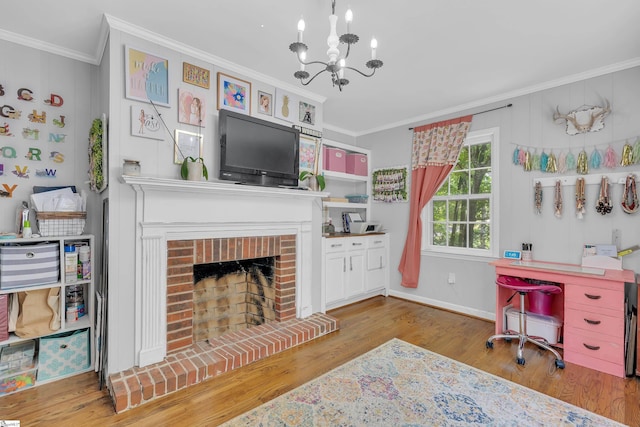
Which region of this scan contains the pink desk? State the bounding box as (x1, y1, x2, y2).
(490, 258, 635, 378)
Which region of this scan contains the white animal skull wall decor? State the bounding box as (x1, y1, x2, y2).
(553, 99, 611, 135)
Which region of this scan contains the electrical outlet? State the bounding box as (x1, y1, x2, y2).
(448, 272, 456, 284)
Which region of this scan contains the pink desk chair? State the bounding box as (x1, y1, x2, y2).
(486, 275, 565, 369)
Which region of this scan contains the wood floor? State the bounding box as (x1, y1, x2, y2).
(3, 296, 639, 426)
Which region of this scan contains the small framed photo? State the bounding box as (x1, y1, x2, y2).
(130, 105, 163, 140)
(217, 72, 251, 115)
(183, 62, 210, 89)
(275, 88, 298, 122)
(299, 135, 320, 173)
(178, 89, 206, 127)
(125, 46, 169, 106)
(257, 91, 273, 116)
(174, 129, 203, 164)
(299, 101, 316, 125)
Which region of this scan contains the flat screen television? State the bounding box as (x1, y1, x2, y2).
(218, 109, 300, 187)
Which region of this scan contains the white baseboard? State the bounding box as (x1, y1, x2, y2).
(388, 289, 495, 322)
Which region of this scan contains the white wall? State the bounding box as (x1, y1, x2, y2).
(359, 67, 640, 320)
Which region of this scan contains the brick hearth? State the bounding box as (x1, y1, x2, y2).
(108, 313, 339, 413)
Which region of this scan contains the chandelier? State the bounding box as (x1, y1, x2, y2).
(289, 0, 383, 91)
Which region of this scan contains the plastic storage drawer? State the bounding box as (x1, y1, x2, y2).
(505, 308, 562, 345)
(38, 328, 90, 381)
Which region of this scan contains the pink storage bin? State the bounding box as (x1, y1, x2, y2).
(324, 147, 346, 173)
(346, 153, 368, 176)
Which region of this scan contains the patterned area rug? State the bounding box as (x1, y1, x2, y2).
(223, 338, 623, 426)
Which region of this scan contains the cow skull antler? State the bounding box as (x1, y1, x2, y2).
(553, 99, 611, 135)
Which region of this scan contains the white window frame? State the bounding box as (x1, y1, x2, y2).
(421, 127, 500, 259)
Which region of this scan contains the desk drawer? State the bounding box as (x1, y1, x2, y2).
(564, 307, 624, 339)
(564, 327, 623, 363)
(565, 284, 623, 312)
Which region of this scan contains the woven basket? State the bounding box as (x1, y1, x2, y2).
(36, 212, 86, 237)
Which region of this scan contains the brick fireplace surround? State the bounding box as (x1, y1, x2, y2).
(108, 234, 339, 413)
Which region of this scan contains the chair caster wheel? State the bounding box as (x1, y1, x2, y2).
(555, 359, 565, 369)
(504, 337, 512, 342)
(517, 358, 525, 365)
(486, 341, 494, 349)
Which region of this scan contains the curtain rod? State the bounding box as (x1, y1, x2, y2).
(408, 103, 513, 130)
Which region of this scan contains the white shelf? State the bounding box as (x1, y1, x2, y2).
(324, 202, 370, 209)
(323, 170, 369, 182)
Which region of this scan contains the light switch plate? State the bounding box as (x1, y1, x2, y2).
(503, 250, 521, 259)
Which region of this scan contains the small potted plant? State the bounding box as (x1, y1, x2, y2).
(181, 157, 209, 181)
(299, 170, 325, 191)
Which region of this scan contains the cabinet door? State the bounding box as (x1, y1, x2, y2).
(325, 253, 346, 304)
(366, 247, 387, 291)
(346, 250, 365, 297)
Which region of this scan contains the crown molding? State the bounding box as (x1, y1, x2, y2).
(352, 57, 640, 137)
(0, 28, 100, 65)
(104, 14, 326, 104)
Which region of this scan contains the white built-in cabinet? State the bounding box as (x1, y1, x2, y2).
(322, 234, 389, 310)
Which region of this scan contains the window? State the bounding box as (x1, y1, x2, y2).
(422, 127, 499, 257)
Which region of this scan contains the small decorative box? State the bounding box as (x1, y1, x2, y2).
(38, 328, 90, 382)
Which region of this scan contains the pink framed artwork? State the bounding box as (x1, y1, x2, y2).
(178, 89, 206, 127)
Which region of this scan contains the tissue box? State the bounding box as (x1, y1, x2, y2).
(0, 243, 60, 289)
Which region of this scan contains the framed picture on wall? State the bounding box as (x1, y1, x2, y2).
(299, 101, 316, 125)
(257, 90, 273, 116)
(174, 129, 203, 164)
(130, 105, 163, 140)
(182, 62, 210, 89)
(178, 89, 206, 127)
(217, 72, 251, 115)
(274, 88, 298, 122)
(125, 46, 169, 106)
(299, 135, 320, 173)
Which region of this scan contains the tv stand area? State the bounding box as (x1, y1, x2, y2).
(490, 258, 636, 378)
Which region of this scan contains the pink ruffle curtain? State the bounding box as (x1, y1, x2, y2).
(398, 115, 473, 288)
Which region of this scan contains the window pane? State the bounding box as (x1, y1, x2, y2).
(448, 223, 467, 248)
(448, 171, 469, 195)
(432, 222, 447, 246)
(432, 201, 447, 221)
(435, 179, 449, 196)
(447, 199, 467, 222)
(470, 223, 491, 249)
(470, 168, 491, 194)
(470, 143, 491, 168)
(454, 146, 469, 170)
(469, 199, 490, 221)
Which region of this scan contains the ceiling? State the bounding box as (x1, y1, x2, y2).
(1, 1, 639, 135)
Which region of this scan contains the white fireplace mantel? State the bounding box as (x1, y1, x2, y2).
(122, 176, 326, 367)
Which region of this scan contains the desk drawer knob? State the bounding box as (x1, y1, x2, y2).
(583, 318, 601, 325)
(583, 343, 601, 351)
(584, 293, 601, 300)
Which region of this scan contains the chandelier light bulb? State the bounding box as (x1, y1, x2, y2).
(370, 37, 377, 60)
(297, 18, 305, 42)
(345, 8, 353, 33)
(339, 58, 346, 79)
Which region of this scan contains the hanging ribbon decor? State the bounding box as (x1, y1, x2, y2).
(518, 148, 526, 166)
(524, 150, 532, 171)
(589, 148, 601, 169)
(566, 151, 576, 170)
(512, 146, 520, 165)
(596, 176, 613, 215)
(534, 181, 543, 214)
(558, 151, 567, 174)
(575, 177, 586, 219)
(540, 151, 549, 172)
(620, 142, 634, 166)
(621, 174, 638, 214)
(576, 150, 589, 175)
(632, 138, 640, 164)
(546, 152, 557, 173)
(604, 145, 617, 168)
(554, 180, 563, 218)
(531, 152, 541, 171)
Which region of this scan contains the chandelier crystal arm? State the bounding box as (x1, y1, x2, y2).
(343, 65, 377, 78)
(299, 69, 328, 86)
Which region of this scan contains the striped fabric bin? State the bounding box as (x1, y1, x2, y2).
(0, 243, 60, 289)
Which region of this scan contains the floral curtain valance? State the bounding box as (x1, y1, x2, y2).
(411, 116, 473, 169)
